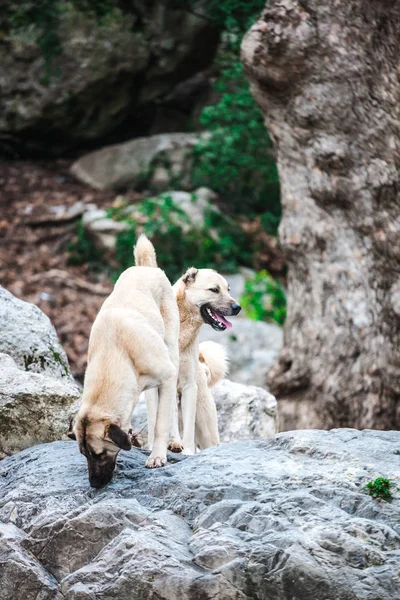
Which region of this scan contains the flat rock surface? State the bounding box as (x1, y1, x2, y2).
(0, 429, 399, 599)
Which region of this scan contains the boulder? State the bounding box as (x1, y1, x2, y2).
(0, 353, 80, 458)
(213, 379, 278, 441)
(0, 429, 399, 599)
(0, 286, 80, 457)
(71, 132, 207, 191)
(1, 2, 219, 155)
(199, 318, 283, 388)
(130, 379, 278, 446)
(0, 285, 74, 381)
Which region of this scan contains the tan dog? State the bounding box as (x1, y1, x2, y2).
(69, 235, 179, 488)
(170, 268, 240, 454)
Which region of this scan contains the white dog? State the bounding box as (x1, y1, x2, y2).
(170, 267, 241, 454)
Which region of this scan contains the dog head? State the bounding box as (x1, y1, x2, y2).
(68, 414, 131, 488)
(178, 267, 241, 331)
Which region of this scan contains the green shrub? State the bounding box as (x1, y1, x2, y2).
(192, 61, 280, 222)
(364, 477, 396, 503)
(189, 0, 281, 230)
(240, 270, 286, 325)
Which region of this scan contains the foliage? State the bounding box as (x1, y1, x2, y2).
(111, 194, 250, 283)
(240, 270, 286, 325)
(364, 477, 396, 503)
(67, 221, 105, 270)
(190, 0, 281, 229)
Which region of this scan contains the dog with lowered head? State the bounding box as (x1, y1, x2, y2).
(170, 267, 240, 454)
(69, 235, 179, 488)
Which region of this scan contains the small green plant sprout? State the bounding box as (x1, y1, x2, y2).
(364, 477, 396, 503)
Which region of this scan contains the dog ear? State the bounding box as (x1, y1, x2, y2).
(182, 267, 198, 285)
(67, 416, 76, 440)
(108, 423, 132, 451)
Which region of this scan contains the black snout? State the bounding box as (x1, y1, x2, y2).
(231, 303, 241, 315)
(87, 456, 117, 488)
(89, 471, 114, 489)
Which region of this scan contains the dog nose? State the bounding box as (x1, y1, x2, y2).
(231, 303, 241, 315)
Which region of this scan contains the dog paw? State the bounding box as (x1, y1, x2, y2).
(181, 447, 195, 456)
(168, 440, 184, 453)
(145, 454, 167, 468)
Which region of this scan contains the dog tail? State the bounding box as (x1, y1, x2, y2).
(134, 234, 157, 267)
(199, 341, 229, 387)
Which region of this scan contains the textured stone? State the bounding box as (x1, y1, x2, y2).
(0, 353, 80, 458)
(0, 285, 73, 381)
(199, 318, 283, 388)
(0, 2, 219, 155)
(71, 132, 206, 191)
(0, 430, 399, 599)
(241, 0, 400, 430)
(213, 379, 278, 441)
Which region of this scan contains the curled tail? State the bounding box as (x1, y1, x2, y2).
(134, 234, 157, 267)
(199, 341, 228, 387)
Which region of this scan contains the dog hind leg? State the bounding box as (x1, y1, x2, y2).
(145, 388, 158, 450)
(146, 367, 177, 468)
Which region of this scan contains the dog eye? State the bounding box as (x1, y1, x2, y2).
(209, 288, 219, 293)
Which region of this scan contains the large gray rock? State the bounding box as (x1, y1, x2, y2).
(71, 132, 206, 191)
(0, 430, 399, 599)
(213, 379, 278, 441)
(0, 353, 80, 458)
(200, 319, 283, 388)
(0, 287, 80, 457)
(1, 2, 218, 155)
(0, 285, 73, 381)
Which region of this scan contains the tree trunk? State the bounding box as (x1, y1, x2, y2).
(241, 0, 400, 431)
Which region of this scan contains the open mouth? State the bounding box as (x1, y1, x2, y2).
(201, 305, 233, 331)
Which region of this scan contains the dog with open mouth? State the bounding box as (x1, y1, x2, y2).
(169, 267, 241, 455)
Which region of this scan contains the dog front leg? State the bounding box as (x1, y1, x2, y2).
(168, 394, 184, 453)
(181, 382, 198, 455)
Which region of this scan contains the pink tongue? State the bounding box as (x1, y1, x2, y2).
(211, 310, 232, 330)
